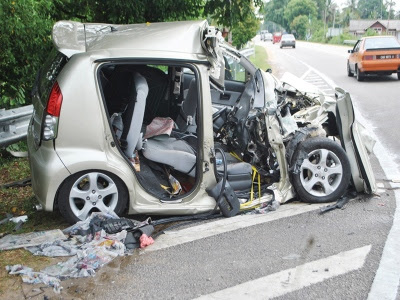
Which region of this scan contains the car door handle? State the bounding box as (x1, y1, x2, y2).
(220, 94, 230, 100)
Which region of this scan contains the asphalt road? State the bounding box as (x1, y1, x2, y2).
(33, 41, 399, 300)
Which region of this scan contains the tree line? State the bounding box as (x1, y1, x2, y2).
(262, 0, 400, 40)
(0, 0, 262, 109)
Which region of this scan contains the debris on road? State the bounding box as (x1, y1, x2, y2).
(0, 229, 65, 250)
(6, 265, 62, 294)
(3, 212, 155, 292)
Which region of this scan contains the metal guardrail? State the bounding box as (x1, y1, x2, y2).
(0, 105, 33, 148)
(240, 48, 255, 57)
(343, 40, 357, 45)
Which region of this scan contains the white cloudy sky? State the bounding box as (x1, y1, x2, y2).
(335, 0, 400, 11)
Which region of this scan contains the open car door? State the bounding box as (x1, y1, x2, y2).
(335, 88, 377, 194)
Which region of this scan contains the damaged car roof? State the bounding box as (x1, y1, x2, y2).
(52, 20, 210, 59)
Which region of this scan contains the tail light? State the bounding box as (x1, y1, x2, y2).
(363, 55, 375, 60)
(43, 81, 63, 140)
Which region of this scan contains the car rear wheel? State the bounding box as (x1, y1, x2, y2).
(58, 170, 128, 224)
(291, 138, 351, 203)
(397, 72, 400, 80)
(347, 61, 353, 77)
(356, 65, 364, 81)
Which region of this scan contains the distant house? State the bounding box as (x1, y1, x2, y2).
(349, 20, 400, 39)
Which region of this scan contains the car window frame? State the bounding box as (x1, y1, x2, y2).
(353, 40, 361, 53)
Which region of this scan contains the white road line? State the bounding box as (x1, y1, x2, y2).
(282, 51, 400, 300)
(194, 245, 372, 300)
(300, 69, 312, 79)
(145, 202, 326, 252)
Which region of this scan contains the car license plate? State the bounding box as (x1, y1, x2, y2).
(378, 55, 395, 59)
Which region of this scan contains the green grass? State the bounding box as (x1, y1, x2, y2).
(249, 45, 270, 71)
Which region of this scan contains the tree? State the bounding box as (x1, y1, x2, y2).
(52, 0, 204, 24)
(0, 0, 54, 108)
(204, 0, 263, 29)
(357, 0, 384, 19)
(284, 0, 317, 33)
(263, 0, 291, 30)
(291, 15, 309, 39)
(232, 14, 260, 49)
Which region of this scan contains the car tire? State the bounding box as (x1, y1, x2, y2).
(58, 170, 128, 224)
(280, 46, 283, 49)
(291, 137, 351, 204)
(293, 45, 296, 48)
(356, 65, 364, 81)
(347, 61, 353, 77)
(397, 72, 400, 80)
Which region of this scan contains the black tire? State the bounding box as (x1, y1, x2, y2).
(58, 170, 128, 224)
(356, 65, 364, 81)
(397, 72, 400, 80)
(347, 61, 353, 77)
(291, 138, 351, 203)
(293, 45, 296, 48)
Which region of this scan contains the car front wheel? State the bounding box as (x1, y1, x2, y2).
(58, 170, 128, 223)
(291, 138, 351, 203)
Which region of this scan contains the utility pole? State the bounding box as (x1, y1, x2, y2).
(323, 0, 329, 40)
(387, 1, 394, 34)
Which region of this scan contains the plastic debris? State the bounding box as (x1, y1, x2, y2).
(140, 234, 154, 248)
(10, 215, 28, 223)
(4, 212, 156, 293)
(0, 229, 66, 250)
(6, 265, 62, 294)
(26, 239, 78, 257)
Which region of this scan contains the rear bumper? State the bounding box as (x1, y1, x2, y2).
(360, 59, 400, 73)
(27, 131, 70, 211)
(281, 42, 295, 47)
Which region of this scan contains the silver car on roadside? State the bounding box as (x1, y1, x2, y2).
(280, 34, 296, 48)
(27, 20, 376, 223)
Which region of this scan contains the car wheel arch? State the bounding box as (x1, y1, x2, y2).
(57, 169, 130, 223)
(290, 137, 351, 203)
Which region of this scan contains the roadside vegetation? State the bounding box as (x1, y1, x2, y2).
(0, 0, 263, 110)
(250, 45, 270, 71)
(261, 0, 399, 45)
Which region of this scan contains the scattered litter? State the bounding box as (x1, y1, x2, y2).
(0, 229, 65, 250)
(13, 220, 24, 232)
(0, 213, 13, 225)
(6, 265, 62, 294)
(319, 190, 357, 214)
(140, 234, 154, 248)
(246, 200, 280, 214)
(11, 215, 28, 223)
(4, 212, 156, 292)
(26, 240, 78, 257)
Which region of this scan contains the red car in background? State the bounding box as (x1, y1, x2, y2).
(273, 32, 282, 44)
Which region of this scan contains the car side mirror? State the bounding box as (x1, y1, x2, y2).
(266, 68, 272, 73)
(348, 49, 353, 53)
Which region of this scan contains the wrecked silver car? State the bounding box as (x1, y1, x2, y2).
(27, 20, 376, 223)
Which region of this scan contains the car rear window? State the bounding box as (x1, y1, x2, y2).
(36, 48, 68, 106)
(365, 37, 400, 50)
(282, 35, 294, 40)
